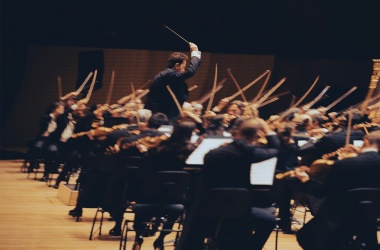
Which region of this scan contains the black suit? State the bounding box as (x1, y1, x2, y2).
(299, 129, 364, 166)
(145, 56, 201, 119)
(177, 135, 280, 250)
(297, 151, 380, 250)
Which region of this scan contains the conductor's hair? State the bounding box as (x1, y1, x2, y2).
(167, 52, 188, 69)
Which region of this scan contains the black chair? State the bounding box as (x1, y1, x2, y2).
(119, 171, 191, 250)
(89, 156, 142, 240)
(342, 188, 380, 249)
(200, 188, 252, 250)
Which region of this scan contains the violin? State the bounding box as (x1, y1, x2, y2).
(120, 134, 170, 153)
(71, 124, 130, 140)
(276, 146, 358, 182)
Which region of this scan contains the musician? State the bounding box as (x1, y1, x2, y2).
(53, 103, 95, 188)
(144, 43, 201, 121)
(68, 112, 169, 221)
(298, 110, 365, 166)
(294, 131, 380, 250)
(130, 121, 197, 250)
(177, 118, 280, 250)
(26, 101, 65, 173)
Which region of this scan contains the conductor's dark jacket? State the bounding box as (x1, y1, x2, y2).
(145, 54, 201, 119)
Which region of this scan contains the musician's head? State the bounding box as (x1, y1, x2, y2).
(275, 122, 295, 144)
(291, 114, 312, 132)
(281, 107, 300, 122)
(148, 112, 169, 129)
(46, 101, 65, 116)
(227, 100, 244, 116)
(167, 52, 188, 72)
(138, 109, 152, 123)
(308, 114, 328, 130)
(340, 109, 363, 127)
(228, 117, 244, 137)
(206, 114, 225, 131)
(237, 118, 263, 142)
(169, 121, 196, 143)
(363, 131, 380, 151)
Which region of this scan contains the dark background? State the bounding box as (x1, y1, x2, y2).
(2, 0, 380, 128)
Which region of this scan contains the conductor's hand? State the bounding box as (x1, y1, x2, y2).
(189, 42, 198, 52)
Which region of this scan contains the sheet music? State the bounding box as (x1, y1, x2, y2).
(298, 140, 308, 147)
(250, 157, 277, 186)
(186, 138, 233, 165)
(353, 140, 363, 147)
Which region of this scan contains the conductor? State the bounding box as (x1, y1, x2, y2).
(144, 43, 201, 120)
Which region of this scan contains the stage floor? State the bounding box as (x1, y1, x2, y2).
(0, 159, 309, 250)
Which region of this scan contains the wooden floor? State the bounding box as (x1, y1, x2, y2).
(0, 159, 309, 250)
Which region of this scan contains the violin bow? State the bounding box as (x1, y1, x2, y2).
(57, 76, 62, 99)
(188, 85, 198, 92)
(130, 82, 136, 102)
(228, 70, 270, 102)
(166, 85, 184, 117)
(206, 63, 218, 112)
(361, 59, 380, 115)
(325, 86, 357, 111)
(258, 97, 279, 108)
(76, 72, 94, 95)
(85, 70, 98, 101)
(252, 71, 272, 103)
(255, 77, 287, 106)
(138, 80, 151, 90)
(279, 75, 319, 120)
(197, 78, 227, 104)
(136, 89, 150, 99)
(303, 85, 331, 109)
(346, 109, 353, 145)
(105, 69, 115, 105)
(289, 95, 296, 108)
(227, 68, 248, 102)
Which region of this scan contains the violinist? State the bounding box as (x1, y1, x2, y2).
(177, 118, 280, 250)
(294, 131, 380, 250)
(26, 101, 65, 173)
(298, 109, 365, 166)
(107, 120, 197, 245)
(53, 102, 95, 187)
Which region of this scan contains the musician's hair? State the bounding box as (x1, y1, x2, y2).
(228, 117, 244, 136)
(341, 109, 363, 126)
(238, 118, 262, 141)
(44, 101, 64, 115)
(364, 131, 380, 149)
(311, 114, 327, 126)
(167, 52, 188, 69)
(156, 121, 196, 161)
(148, 112, 169, 129)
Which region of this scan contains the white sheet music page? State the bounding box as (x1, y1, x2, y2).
(186, 138, 233, 165)
(250, 157, 277, 185)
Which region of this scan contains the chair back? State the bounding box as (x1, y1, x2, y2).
(343, 188, 380, 249)
(345, 188, 380, 220)
(138, 171, 191, 204)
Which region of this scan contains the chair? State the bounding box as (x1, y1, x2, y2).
(119, 171, 191, 250)
(89, 156, 142, 239)
(342, 188, 380, 249)
(200, 188, 252, 250)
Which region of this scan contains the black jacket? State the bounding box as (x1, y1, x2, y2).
(145, 56, 201, 119)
